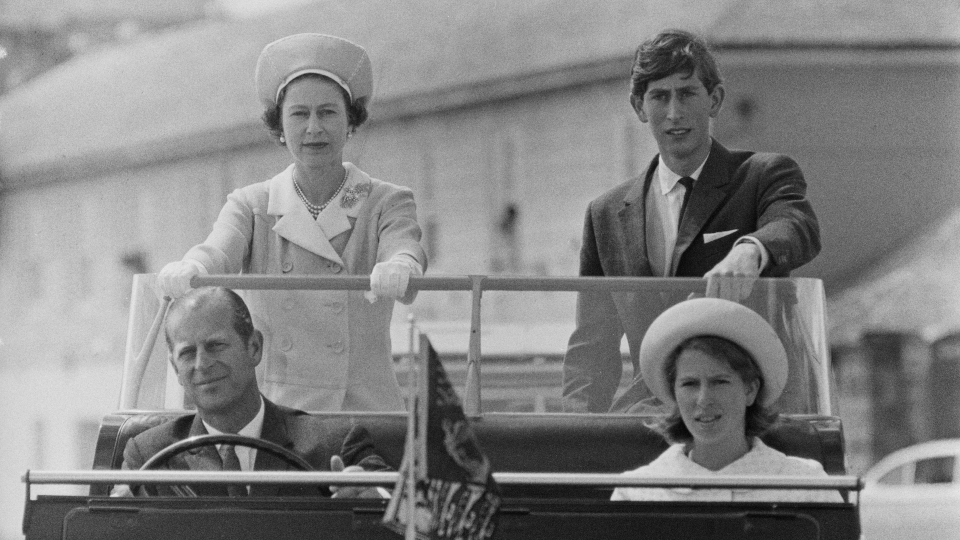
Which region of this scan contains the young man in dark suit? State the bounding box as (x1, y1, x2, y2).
(562, 29, 821, 413)
(114, 287, 390, 497)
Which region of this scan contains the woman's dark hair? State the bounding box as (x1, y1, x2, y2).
(261, 73, 369, 145)
(629, 29, 723, 104)
(658, 335, 778, 444)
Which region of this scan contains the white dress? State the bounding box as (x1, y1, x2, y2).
(611, 438, 844, 503)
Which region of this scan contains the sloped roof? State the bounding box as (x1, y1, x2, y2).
(1, 0, 957, 185)
(711, 0, 960, 45)
(828, 207, 960, 345)
(0, 0, 212, 29)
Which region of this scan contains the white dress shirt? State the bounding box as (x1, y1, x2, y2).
(203, 396, 266, 472)
(652, 155, 709, 275)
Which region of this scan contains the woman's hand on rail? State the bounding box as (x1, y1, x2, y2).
(157, 260, 207, 298)
(365, 258, 419, 303)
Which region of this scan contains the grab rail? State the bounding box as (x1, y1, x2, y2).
(191, 274, 710, 292)
(23, 469, 862, 490)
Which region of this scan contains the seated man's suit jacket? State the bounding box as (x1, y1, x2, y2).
(562, 139, 821, 413)
(119, 396, 390, 497)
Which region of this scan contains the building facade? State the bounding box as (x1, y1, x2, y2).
(0, 1, 958, 536)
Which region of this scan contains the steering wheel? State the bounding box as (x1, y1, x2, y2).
(138, 433, 314, 496)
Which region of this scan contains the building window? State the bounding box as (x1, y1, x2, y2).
(75, 418, 101, 470)
(490, 138, 522, 273)
(490, 203, 520, 273)
(32, 419, 46, 469)
(424, 218, 440, 261)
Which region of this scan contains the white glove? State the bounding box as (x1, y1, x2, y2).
(329, 455, 390, 499)
(365, 260, 415, 303)
(157, 260, 206, 298)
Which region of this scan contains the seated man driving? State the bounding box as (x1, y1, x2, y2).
(113, 286, 390, 497)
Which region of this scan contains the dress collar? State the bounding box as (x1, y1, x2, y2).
(267, 162, 370, 222)
(265, 163, 373, 263)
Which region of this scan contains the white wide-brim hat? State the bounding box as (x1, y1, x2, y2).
(255, 33, 373, 109)
(638, 297, 788, 407)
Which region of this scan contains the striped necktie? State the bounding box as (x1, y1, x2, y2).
(678, 176, 695, 226)
(219, 444, 248, 497)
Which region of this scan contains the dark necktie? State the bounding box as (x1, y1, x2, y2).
(677, 176, 695, 226)
(219, 444, 248, 497)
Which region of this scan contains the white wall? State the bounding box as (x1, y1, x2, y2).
(0, 363, 122, 540)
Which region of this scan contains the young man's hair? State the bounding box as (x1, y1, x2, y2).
(630, 29, 723, 102)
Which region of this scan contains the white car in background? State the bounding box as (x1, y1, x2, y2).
(860, 438, 960, 540)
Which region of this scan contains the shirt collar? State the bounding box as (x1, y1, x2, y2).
(656, 151, 710, 196)
(202, 395, 266, 439)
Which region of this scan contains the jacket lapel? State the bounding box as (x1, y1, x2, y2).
(179, 416, 230, 496)
(617, 158, 656, 277)
(250, 399, 296, 497)
(267, 166, 347, 266)
(671, 140, 732, 275)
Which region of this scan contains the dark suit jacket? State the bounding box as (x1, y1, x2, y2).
(562, 140, 821, 413)
(119, 397, 391, 496)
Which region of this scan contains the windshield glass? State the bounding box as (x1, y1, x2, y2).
(121, 274, 832, 416)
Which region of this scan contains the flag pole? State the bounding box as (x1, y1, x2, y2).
(404, 314, 418, 540)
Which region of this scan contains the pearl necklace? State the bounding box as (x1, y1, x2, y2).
(293, 171, 347, 219)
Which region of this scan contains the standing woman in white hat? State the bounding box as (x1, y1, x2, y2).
(157, 34, 426, 412)
(611, 298, 842, 502)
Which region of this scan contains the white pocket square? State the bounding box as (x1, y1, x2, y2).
(703, 229, 738, 243)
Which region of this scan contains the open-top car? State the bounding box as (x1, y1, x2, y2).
(22, 274, 861, 539)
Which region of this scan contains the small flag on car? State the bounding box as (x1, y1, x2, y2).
(382, 336, 501, 539)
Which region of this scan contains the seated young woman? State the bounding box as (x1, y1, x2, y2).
(611, 297, 843, 503)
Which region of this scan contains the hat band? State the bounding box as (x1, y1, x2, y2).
(276, 68, 353, 104)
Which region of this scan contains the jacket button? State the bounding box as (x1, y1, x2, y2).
(329, 263, 342, 274)
(279, 337, 293, 351)
(282, 261, 293, 273)
(330, 302, 345, 313)
(331, 340, 345, 354)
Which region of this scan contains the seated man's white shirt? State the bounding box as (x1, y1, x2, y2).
(202, 396, 266, 471)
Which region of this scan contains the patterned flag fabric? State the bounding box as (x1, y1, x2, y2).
(383, 338, 501, 539)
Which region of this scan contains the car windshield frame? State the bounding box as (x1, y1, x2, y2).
(119, 274, 835, 416)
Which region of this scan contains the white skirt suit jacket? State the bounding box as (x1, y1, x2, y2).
(610, 439, 843, 503)
(183, 162, 427, 412)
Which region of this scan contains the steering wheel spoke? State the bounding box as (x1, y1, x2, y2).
(137, 433, 315, 497)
